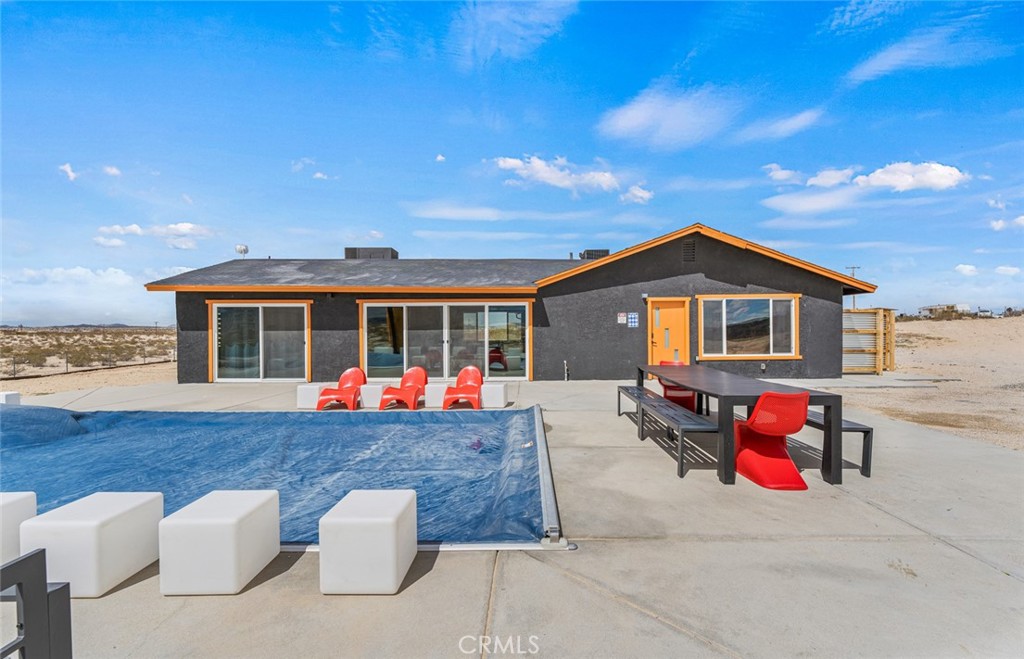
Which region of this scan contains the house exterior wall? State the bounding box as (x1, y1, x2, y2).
(532, 234, 844, 380)
(174, 234, 847, 383)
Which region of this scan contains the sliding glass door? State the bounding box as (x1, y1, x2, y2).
(214, 304, 308, 381)
(362, 302, 529, 379)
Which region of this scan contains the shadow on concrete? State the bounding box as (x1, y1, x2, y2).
(397, 550, 440, 594)
(628, 410, 864, 476)
(242, 551, 306, 593)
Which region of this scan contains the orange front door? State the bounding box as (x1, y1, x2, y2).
(647, 298, 690, 365)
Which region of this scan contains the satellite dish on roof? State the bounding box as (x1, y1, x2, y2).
(235, 244, 249, 259)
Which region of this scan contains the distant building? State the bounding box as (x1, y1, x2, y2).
(919, 304, 971, 318)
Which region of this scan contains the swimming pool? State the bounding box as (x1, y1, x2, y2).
(0, 404, 561, 548)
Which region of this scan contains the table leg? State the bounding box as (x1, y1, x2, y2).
(821, 399, 843, 484)
(636, 367, 644, 387)
(718, 397, 736, 485)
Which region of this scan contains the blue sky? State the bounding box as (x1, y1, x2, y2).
(2, 1, 1022, 325)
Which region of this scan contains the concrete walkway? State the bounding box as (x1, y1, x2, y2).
(12, 381, 1024, 658)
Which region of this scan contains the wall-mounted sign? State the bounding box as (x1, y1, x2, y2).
(627, 312, 639, 328)
(617, 312, 627, 324)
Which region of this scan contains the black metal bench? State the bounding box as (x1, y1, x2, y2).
(616, 385, 664, 423)
(804, 410, 873, 477)
(638, 395, 718, 478)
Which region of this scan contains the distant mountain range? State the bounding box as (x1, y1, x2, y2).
(0, 324, 175, 330)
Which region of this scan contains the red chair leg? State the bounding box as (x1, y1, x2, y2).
(734, 422, 807, 490)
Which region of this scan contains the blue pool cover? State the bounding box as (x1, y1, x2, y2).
(0, 404, 546, 544)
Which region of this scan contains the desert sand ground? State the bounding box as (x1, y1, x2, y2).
(4, 317, 1021, 449)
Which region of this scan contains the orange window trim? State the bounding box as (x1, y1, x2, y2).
(208, 300, 314, 382)
(696, 293, 802, 361)
(358, 299, 534, 379)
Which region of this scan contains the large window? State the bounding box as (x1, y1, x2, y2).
(698, 295, 799, 359)
(212, 302, 309, 381)
(362, 302, 529, 379)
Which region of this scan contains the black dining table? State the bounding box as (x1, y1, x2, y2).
(638, 364, 844, 485)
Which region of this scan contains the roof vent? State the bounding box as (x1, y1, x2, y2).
(344, 247, 398, 260)
(682, 239, 696, 262)
(578, 249, 610, 260)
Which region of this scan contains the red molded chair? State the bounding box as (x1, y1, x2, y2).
(316, 367, 367, 411)
(442, 366, 483, 410)
(734, 391, 810, 491)
(378, 366, 428, 411)
(658, 360, 697, 412)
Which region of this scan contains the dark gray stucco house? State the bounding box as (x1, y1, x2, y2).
(145, 224, 876, 383)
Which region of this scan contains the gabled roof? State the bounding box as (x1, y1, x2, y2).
(145, 258, 577, 293)
(145, 224, 877, 295)
(534, 223, 877, 295)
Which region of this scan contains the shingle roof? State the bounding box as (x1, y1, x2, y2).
(146, 258, 579, 291)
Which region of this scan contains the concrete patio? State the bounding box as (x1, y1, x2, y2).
(9, 379, 1024, 658)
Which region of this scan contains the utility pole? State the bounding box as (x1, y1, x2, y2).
(847, 266, 861, 310)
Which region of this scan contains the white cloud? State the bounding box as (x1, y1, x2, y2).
(93, 236, 126, 248)
(407, 200, 593, 222)
(846, 24, 1014, 86)
(597, 83, 743, 150)
(759, 217, 855, 230)
(493, 155, 619, 196)
(149, 222, 211, 237)
(165, 237, 197, 250)
(954, 264, 978, 276)
(853, 162, 970, 192)
(98, 223, 144, 236)
(58, 163, 78, 181)
(182, 194, 194, 205)
(735, 108, 824, 142)
(620, 184, 654, 205)
(807, 167, 856, 188)
(986, 198, 1006, 210)
(13, 266, 135, 287)
(762, 163, 802, 185)
(995, 266, 1021, 276)
(828, 0, 909, 33)
(990, 215, 1024, 231)
(0, 266, 176, 326)
(842, 241, 944, 254)
(291, 157, 315, 172)
(312, 172, 330, 180)
(435, 154, 446, 162)
(147, 222, 212, 249)
(761, 186, 865, 215)
(449, 1, 577, 69)
(103, 165, 122, 177)
(367, 230, 384, 240)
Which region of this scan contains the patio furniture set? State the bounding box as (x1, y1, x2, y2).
(618, 363, 874, 488)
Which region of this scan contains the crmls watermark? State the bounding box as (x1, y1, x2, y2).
(459, 635, 540, 655)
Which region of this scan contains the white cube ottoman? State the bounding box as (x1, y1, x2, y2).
(359, 384, 384, 410)
(159, 490, 280, 595)
(319, 489, 417, 595)
(423, 382, 449, 409)
(0, 391, 21, 405)
(481, 383, 508, 409)
(1, 492, 36, 563)
(20, 492, 163, 598)
(297, 383, 330, 410)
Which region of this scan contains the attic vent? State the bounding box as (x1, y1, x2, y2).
(682, 239, 696, 262)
